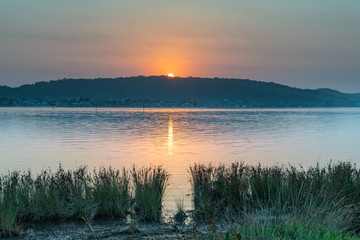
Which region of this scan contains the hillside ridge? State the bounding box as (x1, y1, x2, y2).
(0, 76, 359, 107)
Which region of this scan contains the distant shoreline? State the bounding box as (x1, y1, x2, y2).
(1, 76, 360, 108)
(0, 106, 360, 109)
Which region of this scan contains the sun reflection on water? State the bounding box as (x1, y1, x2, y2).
(168, 116, 174, 155)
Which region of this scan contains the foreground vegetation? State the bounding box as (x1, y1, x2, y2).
(191, 162, 360, 239)
(0, 165, 168, 237)
(1, 162, 360, 239)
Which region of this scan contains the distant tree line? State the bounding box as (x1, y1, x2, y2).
(1, 76, 360, 107)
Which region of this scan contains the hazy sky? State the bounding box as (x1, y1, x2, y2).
(1, 1, 359, 92)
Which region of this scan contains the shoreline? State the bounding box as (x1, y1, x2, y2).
(1, 106, 360, 109)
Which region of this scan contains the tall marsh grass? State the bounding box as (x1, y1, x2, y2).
(2, 161, 360, 238)
(132, 166, 170, 222)
(93, 167, 130, 218)
(190, 162, 360, 235)
(217, 220, 360, 240)
(0, 165, 168, 237)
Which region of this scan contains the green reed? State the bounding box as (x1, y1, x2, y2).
(0, 165, 135, 237)
(132, 165, 170, 222)
(190, 161, 360, 236)
(2, 162, 360, 238)
(0, 164, 171, 236)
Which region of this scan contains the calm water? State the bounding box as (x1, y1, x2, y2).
(1, 107, 360, 209)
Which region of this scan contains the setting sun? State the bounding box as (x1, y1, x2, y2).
(168, 73, 174, 78)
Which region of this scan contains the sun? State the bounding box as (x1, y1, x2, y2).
(168, 73, 174, 78)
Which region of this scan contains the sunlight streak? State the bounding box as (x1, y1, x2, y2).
(168, 116, 174, 155)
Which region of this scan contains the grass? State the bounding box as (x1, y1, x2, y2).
(174, 195, 187, 224)
(190, 162, 360, 218)
(0, 165, 168, 237)
(212, 221, 360, 240)
(0, 172, 21, 237)
(132, 165, 170, 222)
(190, 161, 360, 239)
(92, 167, 130, 218)
(2, 162, 360, 239)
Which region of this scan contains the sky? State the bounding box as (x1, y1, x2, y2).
(0, 1, 359, 92)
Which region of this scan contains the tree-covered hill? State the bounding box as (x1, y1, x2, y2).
(1, 76, 359, 107)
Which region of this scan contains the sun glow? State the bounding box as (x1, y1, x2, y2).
(168, 73, 174, 78)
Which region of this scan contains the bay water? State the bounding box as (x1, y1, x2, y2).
(1, 107, 360, 210)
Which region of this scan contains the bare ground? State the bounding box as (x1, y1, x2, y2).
(6, 220, 215, 240)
